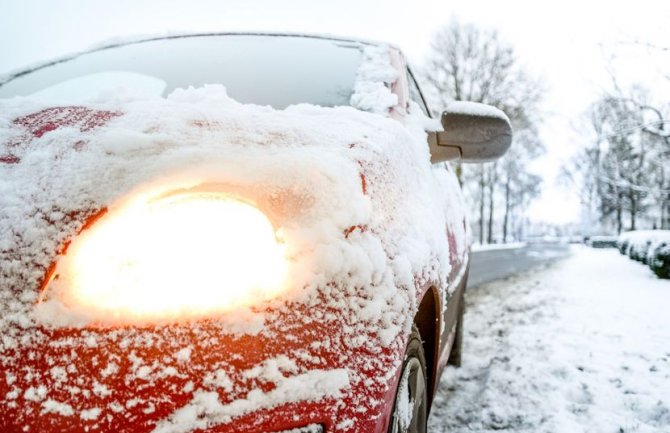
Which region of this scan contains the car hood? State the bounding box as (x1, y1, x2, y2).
(0, 87, 465, 432)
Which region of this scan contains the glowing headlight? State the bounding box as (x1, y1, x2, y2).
(44, 192, 288, 323)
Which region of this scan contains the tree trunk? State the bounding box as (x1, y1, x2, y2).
(479, 170, 485, 244)
(487, 179, 495, 244)
(630, 193, 637, 231)
(502, 177, 511, 243)
(616, 192, 623, 234)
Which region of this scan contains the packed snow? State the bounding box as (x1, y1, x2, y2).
(429, 245, 670, 433)
(0, 39, 468, 432)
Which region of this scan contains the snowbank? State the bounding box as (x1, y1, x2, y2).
(429, 246, 670, 432)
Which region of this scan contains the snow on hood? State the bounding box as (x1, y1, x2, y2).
(0, 46, 467, 431)
(0, 83, 457, 330)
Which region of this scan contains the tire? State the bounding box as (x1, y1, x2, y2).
(447, 297, 464, 367)
(388, 325, 428, 433)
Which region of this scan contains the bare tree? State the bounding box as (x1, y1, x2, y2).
(422, 19, 545, 243)
(569, 92, 667, 233)
(596, 42, 670, 230)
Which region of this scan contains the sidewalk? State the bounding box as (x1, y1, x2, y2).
(429, 246, 670, 433)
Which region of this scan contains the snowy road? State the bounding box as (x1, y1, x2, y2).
(469, 242, 571, 288)
(429, 246, 670, 433)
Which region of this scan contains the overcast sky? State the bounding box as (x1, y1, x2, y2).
(2, 0, 669, 225)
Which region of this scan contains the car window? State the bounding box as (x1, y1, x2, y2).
(0, 35, 364, 109)
(406, 69, 431, 117)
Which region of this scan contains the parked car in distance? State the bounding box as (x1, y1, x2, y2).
(586, 236, 618, 249)
(0, 33, 512, 433)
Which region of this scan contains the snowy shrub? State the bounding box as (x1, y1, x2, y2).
(649, 242, 670, 279)
(633, 240, 652, 262)
(617, 238, 630, 255)
(617, 231, 670, 278)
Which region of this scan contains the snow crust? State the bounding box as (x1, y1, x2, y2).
(429, 246, 670, 433)
(0, 44, 467, 430)
(445, 101, 510, 122)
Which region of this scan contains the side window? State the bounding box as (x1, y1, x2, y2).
(407, 69, 431, 117)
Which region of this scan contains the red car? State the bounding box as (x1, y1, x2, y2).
(0, 34, 511, 433)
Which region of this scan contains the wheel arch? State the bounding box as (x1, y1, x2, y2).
(413, 285, 440, 409)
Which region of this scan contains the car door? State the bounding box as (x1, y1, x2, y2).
(406, 67, 469, 371)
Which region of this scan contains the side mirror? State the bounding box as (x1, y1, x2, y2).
(427, 101, 513, 163)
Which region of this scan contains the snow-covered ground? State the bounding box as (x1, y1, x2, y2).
(429, 245, 670, 433)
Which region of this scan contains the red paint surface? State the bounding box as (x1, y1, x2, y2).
(0, 304, 403, 433)
(13, 106, 121, 138)
(0, 154, 20, 164)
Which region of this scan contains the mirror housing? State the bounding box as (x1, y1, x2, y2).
(427, 101, 513, 164)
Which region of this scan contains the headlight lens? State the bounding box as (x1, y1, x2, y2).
(43, 191, 288, 324)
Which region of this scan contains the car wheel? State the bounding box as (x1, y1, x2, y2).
(388, 325, 427, 433)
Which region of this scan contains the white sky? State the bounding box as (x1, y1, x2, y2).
(2, 0, 669, 225)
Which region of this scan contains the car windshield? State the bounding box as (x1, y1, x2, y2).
(0, 34, 364, 108)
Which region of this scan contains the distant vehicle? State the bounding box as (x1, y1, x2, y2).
(586, 236, 617, 248)
(0, 33, 511, 433)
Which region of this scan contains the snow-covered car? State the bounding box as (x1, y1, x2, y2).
(0, 34, 511, 433)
